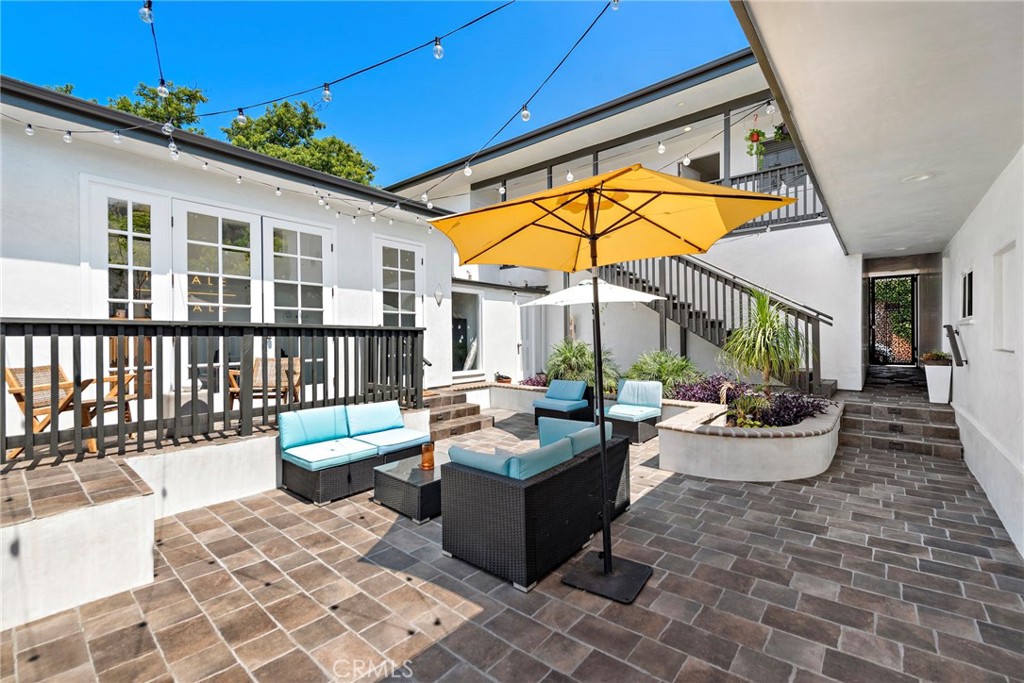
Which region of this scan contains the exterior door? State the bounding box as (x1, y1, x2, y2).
(371, 236, 424, 327)
(869, 275, 917, 365)
(519, 301, 546, 380)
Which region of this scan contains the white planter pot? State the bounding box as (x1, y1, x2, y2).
(924, 365, 952, 403)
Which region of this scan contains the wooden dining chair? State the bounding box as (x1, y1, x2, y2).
(227, 356, 302, 414)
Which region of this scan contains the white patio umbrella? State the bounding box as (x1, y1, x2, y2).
(522, 278, 666, 308)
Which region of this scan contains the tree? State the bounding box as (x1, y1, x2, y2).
(108, 81, 208, 134)
(47, 83, 76, 95)
(222, 101, 377, 185)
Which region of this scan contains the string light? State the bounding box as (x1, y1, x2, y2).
(275, 187, 281, 195)
(112, 130, 122, 143)
(236, 109, 247, 124)
(170, 150, 179, 161)
(428, 225, 434, 234)
(565, 169, 574, 182)
(167, 140, 177, 152)
(611, 0, 620, 10)
(322, 84, 332, 102)
(161, 121, 174, 135)
(24, 124, 34, 136)
(235, 175, 242, 184)
(766, 101, 776, 115)
(324, 201, 331, 210)
(318, 196, 325, 206)
(370, 214, 377, 223)
(337, 211, 342, 219)
(682, 154, 691, 166)
(433, 37, 444, 60)
(498, 186, 506, 195)
(139, 0, 153, 23)
(427, 201, 433, 209)
(657, 141, 665, 154)
(63, 131, 72, 144)
(463, 164, 472, 177)
(201, 161, 208, 170)
(156, 79, 169, 99)
(421, 193, 429, 203)
(389, 218, 394, 225)
(521, 105, 531, 122)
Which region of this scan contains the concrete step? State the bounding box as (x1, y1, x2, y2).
(423, 392, 468, 410)
(843, 400, 957, 425)
(816, 379, 838, 399)
(430, 413, 494, 442)
(839, 428, 963, 460)
(841, 414, 960, 441)
(429, 402, 481, 424)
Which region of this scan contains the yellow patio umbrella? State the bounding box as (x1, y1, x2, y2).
(429, 163, 795, 603)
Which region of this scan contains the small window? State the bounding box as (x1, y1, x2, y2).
(961, 271, 973, 319)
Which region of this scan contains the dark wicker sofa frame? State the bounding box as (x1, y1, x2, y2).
(533, 385, 595, 424)
(606, 415, 659, 445)
(440, 435, 630, 591)
(281, 445, 423, 505)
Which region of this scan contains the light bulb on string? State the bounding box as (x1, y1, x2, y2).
(322, 84, 332, 102)
(139, 0, 153, 23)
(463, 164, 472, 177)
(370, 214, 377, 223)
(765, 227, 772, 234)
(201, 161, 208, 171)
(421, 193, 429, 203)
(565, 169, 574, 182)
(394, 203, 400, 211)
(336, 212, 342, 219)
(63, 131, 72, 144)
(161, 121, 174, 136)
(275, 187, 281, 196)
(498, 186, 506, 196)
(433, 38, 444, 60)
(779, 181, 787, 194)
(25, 124, 34, 136)
(236, 176, 242, 184)
(167, 140, 177, 153)
(428, 225, 434, 235)
(170, 150, 179, 161)
(426, 201, 433, 209)
(156, 80, 169, 99)
(324, 202, 331, 210)
(520, 105, 531, 122)
(657, 141, 666, 154)
(318, 196, 325, 206)
(682, 154, 691, 166)
(112, 130, 122, 143)
(611, 0, 620, 10)
(766, 102, 776, 115)
(351, 215, 357, 224)
(236, 109, 247, 124)
(389, 218, 394, 226)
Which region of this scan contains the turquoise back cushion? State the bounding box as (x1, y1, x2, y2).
(546, 379, 587, 401)
(278, 406, 348, 450)
(617, 380, 662, 408)
(567, 422, 614, 455)
(508, 438, 573, 480)
(537, 417, 595, 447)
(346, 400, 404, 436)
(449, 446, 511, 476)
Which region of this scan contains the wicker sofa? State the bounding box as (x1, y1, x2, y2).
(278, 401, 430, 505)
(441, 420, 629, 592)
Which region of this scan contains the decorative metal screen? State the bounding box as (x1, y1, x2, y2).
(870, 276, 916, 365)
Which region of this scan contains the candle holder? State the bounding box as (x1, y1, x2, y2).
(420, 442, 435, 470)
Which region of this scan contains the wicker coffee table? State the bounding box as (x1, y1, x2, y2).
(372, 452, 447, 524)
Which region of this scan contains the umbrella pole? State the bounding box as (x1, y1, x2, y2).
(590, 264, 615, 576)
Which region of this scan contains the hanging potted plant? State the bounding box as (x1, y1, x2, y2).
(745, 128, 766, 165)
(773, 123, 790, 142)
(920, 351, 952, 403)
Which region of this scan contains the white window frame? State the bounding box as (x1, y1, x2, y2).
(261, 217, 335, 326)
(371, 234, 424, 328)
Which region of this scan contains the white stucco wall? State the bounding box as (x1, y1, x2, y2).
(942, 147, 1023, 553)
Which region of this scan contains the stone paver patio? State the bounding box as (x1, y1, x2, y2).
(3, 411, 1023, 683)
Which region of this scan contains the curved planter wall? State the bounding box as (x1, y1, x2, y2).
(658, 402, 844, 482)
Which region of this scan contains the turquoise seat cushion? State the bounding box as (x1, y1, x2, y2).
(449, 446, 510, 476)
(533, 397, 589, 412)
(346, 400, 405, 436)
(278, 405, 349, 450)
(353, 427, 430, 455)
(507, 438, 574, 480)
(605, 404, 661, 422)
(537, 417, 595, 447)
(282, 437, 377, 471)
(567, 422, 615, 455)
(546, 379, 587, 401)
(617, 380, 663, 408)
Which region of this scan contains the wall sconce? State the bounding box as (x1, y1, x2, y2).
(434, 284, 444, 307)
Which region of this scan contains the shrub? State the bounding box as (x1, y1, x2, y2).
(545, 338, 620, 394)
(673, 375, 830, 427)
(672, 374, 751, 404)
(758, 392, 829, 427)
(519, 373, 548, 387)
(625, 350, 703, 397)
(719, 288, 808, 394)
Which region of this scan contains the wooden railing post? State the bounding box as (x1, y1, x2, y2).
(239, 330, 254, 436)
(658, 258, 668, 351)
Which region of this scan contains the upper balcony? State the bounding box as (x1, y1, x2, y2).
(705, 160, 828, 231)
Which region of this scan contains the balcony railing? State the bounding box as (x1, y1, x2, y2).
(699, 162, 828, 230)
(1, 319, 424, 465)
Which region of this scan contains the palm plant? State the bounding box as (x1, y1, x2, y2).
(626, 350, 702, 397)
(545, 338, 620, 394)
(719, 289, 808, 395)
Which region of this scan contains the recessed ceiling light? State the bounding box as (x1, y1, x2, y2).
(894, 247, 908, 251)
(683, 126, 692, 132)
(676, 101, 686, 108)
(900, 173, 934, 183)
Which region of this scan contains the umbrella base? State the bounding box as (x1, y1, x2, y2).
(562, 551, 652, 604)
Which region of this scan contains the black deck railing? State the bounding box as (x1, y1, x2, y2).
(0, 319, 424, 464)
(702, 162, 828, 230)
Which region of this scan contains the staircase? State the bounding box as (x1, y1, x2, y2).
(837, 367, 963, 459)
(598, 255, 837, 397)
(424, 391, 494, 442)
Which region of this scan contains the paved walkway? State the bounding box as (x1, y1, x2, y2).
(3, 413, 1022, 682)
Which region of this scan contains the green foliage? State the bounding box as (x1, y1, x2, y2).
(545, 338, 620, 394)
(222, 101, 377, 184)
(625, 350, 703, 396)
(47, 83, 76, 95)
(108, 81, 208, 134)
(873, 277, 913, 340)
(719, 289, 808, 394)
(729, 393, 770, 428)
(745, 128, 766, 159)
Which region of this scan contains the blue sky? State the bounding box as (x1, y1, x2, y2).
(0, 1, 747, 186)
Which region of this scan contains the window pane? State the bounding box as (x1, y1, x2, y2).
(301, 285, 323, 309)
(133, 303, 151, 320)
(222, 220, 250, 248)
(274, 228, 298, 255)
(187, 212, 218, 243)
(132, 203, 151, 234)
(223, 306, 250, 322)
(133, 238, 151, 268)
(383, 313, 400, 327)
(400, 270, 415, 292)
(108, 235, 128, 265)
(300, 233, 322, 258)
(301, 310, 324, 326)
(274, 255, 298, 281)
(188, 243, 219, 273)
(275, 283, 298, 307)
(188, 305, 219, 322)
(108, 267, 128, 300)
(300, 258, 323, 283)
(400, 293, 415, 313)
(108, 199, 129, 232)
(133, 270, 151, 300)
(223, 249, 250, 276)
(187, 274, 219, 304)
(223, 277, 251, 306)
(382, 268, 399, 291)
(401, 314, 416, 327)
(109, 302, 128, 319)
(383, 291, 398, 312)
(400, 250, 415, 270)
(383, 246, 398, 268)
(276, 308, 299, 324)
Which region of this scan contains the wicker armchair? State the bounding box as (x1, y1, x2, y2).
(441, 435, 630, 592)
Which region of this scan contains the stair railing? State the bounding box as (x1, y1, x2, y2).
(598, 256, 833, 395)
